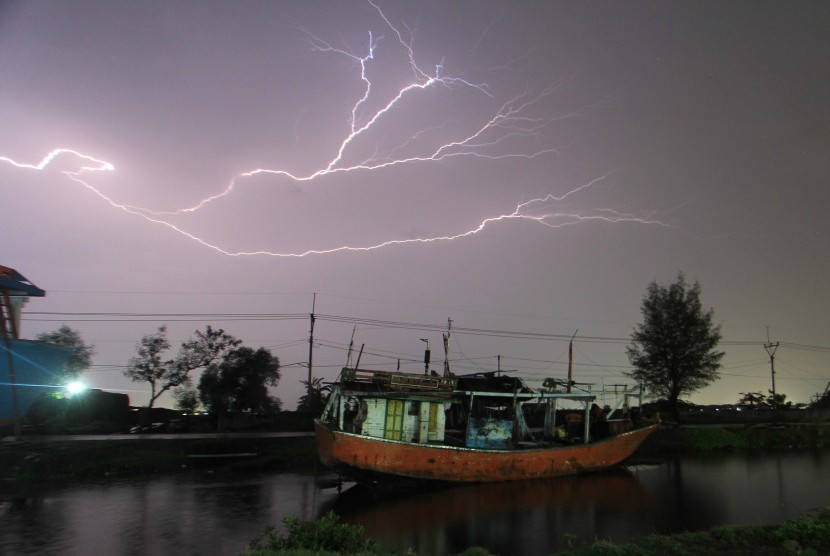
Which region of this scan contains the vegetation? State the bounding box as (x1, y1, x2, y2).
(241, 508, 830, 556)
(34, 324, 95, 383)
(248, 511, 377, 555)
(198, 346, 281, 430)
(737, 391, 767, 408)
(173, 386, 201, 413)
(682, 426, 830, 451)
(559, 507, 830, 555)
(296, 377, 328, 414)
(124, 325, 241, 411)
(738, 391, 794, 409)
(627, 273, 724, 422)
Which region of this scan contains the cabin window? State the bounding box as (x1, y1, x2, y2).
(384, 399, 405, 441)
(409, 401, 421, 416)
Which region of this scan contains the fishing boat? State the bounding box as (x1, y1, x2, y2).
(315, 361, 657, 487)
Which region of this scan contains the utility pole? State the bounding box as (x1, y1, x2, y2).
(443, 318, 452, 377)
(567, 330, 578, 393)
(764, 327, 779, 408)
(307, 293, 316, 412)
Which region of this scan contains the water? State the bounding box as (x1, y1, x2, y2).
(2, 451, 828, 556)
(0, 473, 337, 556)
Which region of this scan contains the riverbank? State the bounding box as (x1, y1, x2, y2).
(559, 506, 830, 556)
(243, 506, 830, 555)
(0, 435, 320, 485)
(640, 422, 830, 453)
(2, 424, 828, 484)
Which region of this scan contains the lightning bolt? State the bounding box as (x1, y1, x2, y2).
(1, 2, 672, 258)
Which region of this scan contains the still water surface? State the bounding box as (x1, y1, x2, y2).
(2, 451, 828, 556)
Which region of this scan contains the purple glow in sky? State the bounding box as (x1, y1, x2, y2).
(2, 0, 829, 410)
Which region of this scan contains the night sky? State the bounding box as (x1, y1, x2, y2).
(2, 0, 828, 410)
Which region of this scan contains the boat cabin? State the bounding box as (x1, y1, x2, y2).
(320, 368, 625, 449)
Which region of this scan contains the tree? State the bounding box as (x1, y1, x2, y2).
(626, 273, 724, 422)
(35, 324, 95, 384)
(198, 346, 281, 430)
(737, 391, 767, 408)
(297, 377, 328, 414)
(767, 390, 792, 409)
(124, 325, 240, 411)
(173, 386, 200, 414)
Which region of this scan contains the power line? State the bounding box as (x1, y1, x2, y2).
(21, 310, 830, 353)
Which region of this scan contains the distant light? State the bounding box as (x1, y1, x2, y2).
(66, 382, 87, 396)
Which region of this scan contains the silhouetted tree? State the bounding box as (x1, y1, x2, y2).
(626, 273, 724, 422)
(35, 324, 95, 384)
(173, 386, 200, 414)
(198, 346, 280, 430)
(124, 325, 240, 411)
(737, 391, 767, 408)
(767, 390, 792, 408)
(297, 377, 328, 414)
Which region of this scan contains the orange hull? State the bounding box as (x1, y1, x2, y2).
(315, 420, 656, 484)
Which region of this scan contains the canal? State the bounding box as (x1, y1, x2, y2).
(2, 450, 828, 555)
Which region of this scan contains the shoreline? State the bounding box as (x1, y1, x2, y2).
(2, 424, 828, 486)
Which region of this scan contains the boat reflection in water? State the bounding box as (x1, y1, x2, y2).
(324, 468, 656, 556)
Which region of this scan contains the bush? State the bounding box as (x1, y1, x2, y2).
(682, 428, 748, 450)
(769, 508, 830, 554)
(249, 511, 377, 554)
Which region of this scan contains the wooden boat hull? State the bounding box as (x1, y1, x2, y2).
(315, 419, 656, 485)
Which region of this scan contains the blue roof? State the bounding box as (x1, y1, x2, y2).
(0, 265, 45, 297)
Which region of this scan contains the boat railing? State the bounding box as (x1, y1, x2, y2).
(340, 367, 457, 391)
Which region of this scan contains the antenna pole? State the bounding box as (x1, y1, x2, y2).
(420, 339, 431, 375)
(345, 325, 356, 367)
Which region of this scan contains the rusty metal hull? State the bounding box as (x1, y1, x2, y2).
(315, 420, 656, 484)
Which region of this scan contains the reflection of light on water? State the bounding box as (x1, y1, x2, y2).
(327, 470, 656, 555)
(0, 473, 337, 556)
(328, 452, 830, 556)
(3, 453, 828, 556)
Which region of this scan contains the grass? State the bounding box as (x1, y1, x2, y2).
(679, 425, 830, 452)
(560, 507, 830, 555)
(240, 508, 830, 555)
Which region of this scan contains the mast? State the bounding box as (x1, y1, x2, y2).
(345, 325, 356, 367)
(355, 344, 365, 370)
